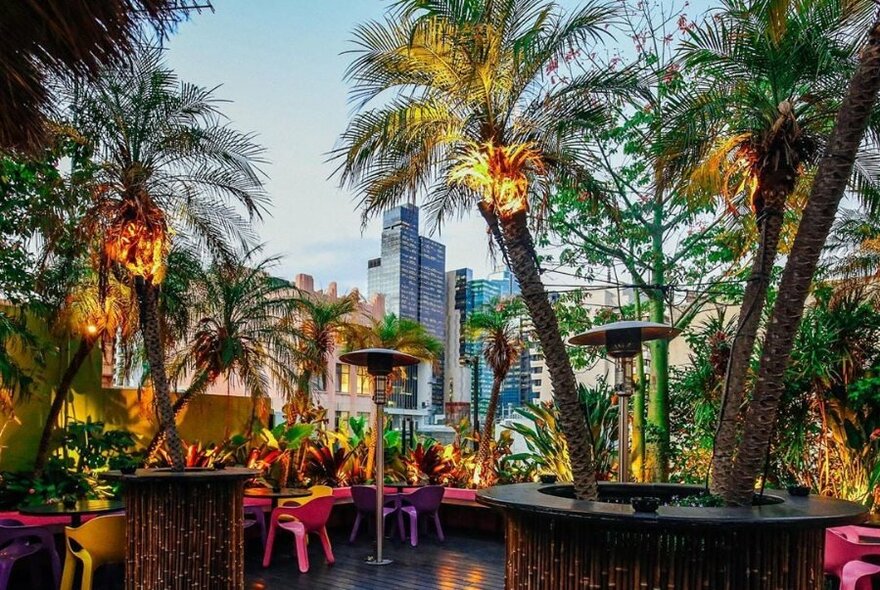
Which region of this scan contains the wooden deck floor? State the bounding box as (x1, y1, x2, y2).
(245, 528, 505, 590)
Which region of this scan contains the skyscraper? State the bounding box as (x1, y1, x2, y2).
(367, 204, 446, 413)
(447, 266, 533, 425)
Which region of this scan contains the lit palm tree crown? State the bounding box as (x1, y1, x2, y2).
(334, 0, 626, 227)
(671, 0, 880, 220)
(467, 298, 524, 381)
(293, 293, 358, 400)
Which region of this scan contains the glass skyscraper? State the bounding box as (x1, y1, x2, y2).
(452, 267, 533, 423)
(367, 204, 446, 412)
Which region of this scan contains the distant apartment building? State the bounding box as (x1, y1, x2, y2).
(367, 204, 446, 416)
(445, 267, 533, 426)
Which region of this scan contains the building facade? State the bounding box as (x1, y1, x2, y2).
(367, 204, 446, 415)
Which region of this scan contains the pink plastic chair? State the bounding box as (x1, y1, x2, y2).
(348, 485, 403, 543)
(400, 485, 445, 547)
(825, 525, 880, 583)
(262, 495, 335, 572)
(841, 560, 880, 590)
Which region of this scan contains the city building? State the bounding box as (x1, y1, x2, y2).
(367, 204, 446, 416)
(445, 266, 533, 428)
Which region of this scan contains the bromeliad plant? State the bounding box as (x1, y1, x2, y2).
(404, 441, 455, 485)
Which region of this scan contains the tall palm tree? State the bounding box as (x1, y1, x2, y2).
(72, 46, 267, 469)
(334, 0, 628, 500)
(145, 249, 301, 460)
(667, 0, 879, 498)
(466, 297, 523, 486)
(725, 16, 880, 506)
(288, 293, 358, 421)
(345, 314, 442, 479)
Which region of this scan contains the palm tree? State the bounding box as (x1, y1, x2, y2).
(145, 249, 301, 461)
(72, 46, 267, 469)
(334, 0, 628, 500)
(288, 293, 358, 421)
(0, 0, 201, 152)
(725, 16, 880, 506)
(345, 314, 442, 479)
(466, 298, 523, 486)
(667, 0, 879, 498)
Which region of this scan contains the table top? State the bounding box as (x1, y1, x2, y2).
(19, 499, 124, 517)
(387, 481, 425, 489)
(244, 487, 311, 499)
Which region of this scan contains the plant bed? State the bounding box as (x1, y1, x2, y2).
(477, 482, 867, 590)
(104, 467, 257, 590)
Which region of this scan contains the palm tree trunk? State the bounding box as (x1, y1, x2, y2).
(494, 208, 598, 500)
(711, 191, 787, 498)
(474, 373, 503, 485)
(33, 338, 95, 476)
(724, 20, 880, 506)
(135, 277, 185, 471)
(143, 371, 210, 462)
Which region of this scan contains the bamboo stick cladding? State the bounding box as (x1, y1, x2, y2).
(120, 471, 251, 590)
(504, 511, 825, 590)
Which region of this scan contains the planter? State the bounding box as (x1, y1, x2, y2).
(104, 467, 257, 590)
(477, 482, 867, 590)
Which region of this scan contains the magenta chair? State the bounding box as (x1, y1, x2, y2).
(262, 495, 335, 573)
(0, 518, 61, 590)
(244, 505, 267, 551)
(349, 485, 403, 543)
(825, 525, 880, 586)
(400, 485, 445, 547)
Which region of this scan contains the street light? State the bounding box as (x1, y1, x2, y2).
(569, 321, 680, 482)
(339, 348, 419, 566)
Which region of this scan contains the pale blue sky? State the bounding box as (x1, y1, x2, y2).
(162, 0, 495, 293)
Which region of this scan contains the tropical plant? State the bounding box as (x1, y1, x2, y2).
(724, 11, 880, 505)
(70, 46, 267, 469)
(668, 0, 880, 501)
(466, 297, 524, 485)
(288, 292, 358, 420)
(146, 249, 301, 461)
(404, 441, 454, 485)
(304, 442, 364, 487)
(335, 0, 632, 500)
(507, 381, 618, 481)
(344, 313, 442, 478)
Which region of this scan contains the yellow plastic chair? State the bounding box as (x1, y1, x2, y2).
(60, 514, 125, 590)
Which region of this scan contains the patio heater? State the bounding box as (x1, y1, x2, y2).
(569, 321, 679, 482)
(339, 348, 419, 566)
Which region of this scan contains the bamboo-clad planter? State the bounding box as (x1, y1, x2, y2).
(104, 468, 258, 590)
(477, 483, 867, 590)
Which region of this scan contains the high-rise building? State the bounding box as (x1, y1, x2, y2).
(446, 266, 533, 426)
(367, 204, 446, 414)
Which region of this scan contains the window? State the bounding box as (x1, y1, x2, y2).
(310, 373, 326, 392)
(335, 411, 350, 429)
(356, 366, 371, 395)
(532, 379, 542, 387)
(336, 363, 350, 393)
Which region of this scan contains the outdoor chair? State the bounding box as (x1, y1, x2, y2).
(61, 513, 125, 590)
(262, 495, 336, 572)
(400, 485, 445, 547)
(0, 518, 61, 590)
(840, 559, 880, 590)
(825, 525, 880, 583)
(349, 485, 403, 543)
(244, 504, 267, 551)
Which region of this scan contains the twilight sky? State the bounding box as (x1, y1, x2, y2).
(162, 0, 504, 294)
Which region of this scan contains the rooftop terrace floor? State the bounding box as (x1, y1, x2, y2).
(245, 528, 505, 590)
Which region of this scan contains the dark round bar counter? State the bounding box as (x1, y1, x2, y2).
(477, 482, 868, 590)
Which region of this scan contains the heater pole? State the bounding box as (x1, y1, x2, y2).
(370, 373, 391, 565)
(618, 356, 634, 483)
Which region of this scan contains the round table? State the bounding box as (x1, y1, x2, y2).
(386, 481, 424, 494)
(244, 487, 311, 509)
(19, 499, 124, 527)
